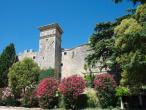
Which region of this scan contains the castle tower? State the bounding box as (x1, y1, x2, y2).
(38, 23, 63, 79)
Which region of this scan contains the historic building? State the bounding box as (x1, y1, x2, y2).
(18, 23, 93, 78)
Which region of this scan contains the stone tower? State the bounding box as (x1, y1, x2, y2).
(38, 23, 63, 79)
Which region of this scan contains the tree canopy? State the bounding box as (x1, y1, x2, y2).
(8, 58, 40, 97)
(86, 22, 115, 67)
(86, 3, 146, 94)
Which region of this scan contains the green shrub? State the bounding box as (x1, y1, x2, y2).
(116, 86, 130, 97)
(84, 75, 94, 87)
(38, 96, 58, 109)
(84, 88, 100, 108)
(57, 94, 65, 108)
(76, 94, 88, 109)
(39, 68, 54, 81)
(8, 58, 40, 98)
(21, 86, 38, 107)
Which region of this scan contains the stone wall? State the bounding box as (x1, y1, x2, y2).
(61, 44, 90, 78)
(18, 49, 37, 62)
(18, 23, 107, 79)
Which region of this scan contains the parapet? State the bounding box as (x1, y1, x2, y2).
(39, 23, 63, 34)
(18, 49, 36, 55)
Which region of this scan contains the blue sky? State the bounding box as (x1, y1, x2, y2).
(0, 0, 135, 53)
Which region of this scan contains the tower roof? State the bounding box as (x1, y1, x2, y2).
(39, 23, 63, 34)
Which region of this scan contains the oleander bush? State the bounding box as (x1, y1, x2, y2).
(34, 77, 58, 109)
(94, 73, 117, 108)
(59, 75, 86, 110)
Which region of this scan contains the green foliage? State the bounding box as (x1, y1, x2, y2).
(57, 94, 65, 108)
(39, 68, 54, 81)
(0, 43, 17, 87)
(114, 4, 146, 92)
(2, 98, 19, 106)
(114, 18, 146, 87)
(116, 86, 129, 97)
(84, 88, 100, 108)
(86, 22, 115, 67)
(38, 96, 58, 109)
(136, 3, 146, 22)
(21, 86, 38, 107)
(86, 3, 146, 96)
(8, 58, 40, 97)
(113, 0, 146, 4)
(84, 74, 93, 87)
(114, 18, 142, 36)
(83, 64, 94, 87)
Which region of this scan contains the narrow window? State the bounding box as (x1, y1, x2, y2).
(64, 52, 67, 55)
(33, 56, 35, 59)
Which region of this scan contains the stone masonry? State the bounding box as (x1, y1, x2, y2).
(18, 23, 95, 79)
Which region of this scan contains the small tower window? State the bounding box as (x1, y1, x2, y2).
(61, 63, 63, 66)
(33, 56, 36, 59)
(64, 52, 67, 55)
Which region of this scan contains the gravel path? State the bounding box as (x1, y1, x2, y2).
(0, 106, 43, 110)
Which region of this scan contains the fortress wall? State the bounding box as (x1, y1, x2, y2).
(17, 23, 108, 79)
(61, 44, 90, 78)
(18, 50, 37, 62)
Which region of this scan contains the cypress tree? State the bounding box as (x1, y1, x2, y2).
(0, 43, 17, 87)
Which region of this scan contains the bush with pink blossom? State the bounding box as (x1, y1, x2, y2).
(94, 73, 117, 108)
(59, 75, 86, 109)
(1, 87, 18, 106)
(34, 77, 58, 109)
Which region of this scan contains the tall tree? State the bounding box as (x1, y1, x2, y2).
(114, 3, 146, 92)
(0, 43, 17, 87)
(86, 22, 115, 67)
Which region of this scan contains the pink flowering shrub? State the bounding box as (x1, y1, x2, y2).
(59, 75, 86, 109)
(34, 77, 58, 109)
(2, 87, 14, 100)
(94, 73, 117, 108)
(1, 87, 18, 106)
